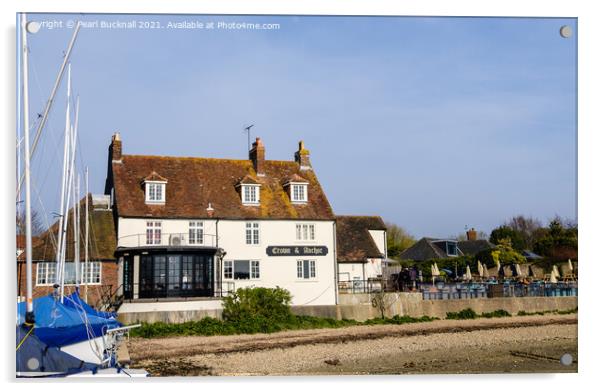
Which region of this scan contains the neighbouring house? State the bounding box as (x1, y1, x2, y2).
(105, 133, 339, 309)
(400, 228, 495, 261)
(335, 216, 387, 283)
(18, 195, 119, 307)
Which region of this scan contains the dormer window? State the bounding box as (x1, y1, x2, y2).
(143, 171, 167, 204)
(284, 174, 309, 204)
(237, 175, 261, 206)
(242, 185, 260, 205)
(446, 241, 458, 256)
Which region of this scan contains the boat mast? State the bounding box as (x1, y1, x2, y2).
(20, 13, 34, 324)
(55, 64, 71, 292)
(84, 167, 89, 301)
(73, 98, 81, 289)
(16, 23, 80, 198)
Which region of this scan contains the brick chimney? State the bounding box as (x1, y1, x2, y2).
(466, 228, 477, 241)
(109, 132, 122, 163)
(249, 137, 265, 176)
(294, 140, 311, 170)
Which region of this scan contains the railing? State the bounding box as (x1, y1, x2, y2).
(419, 281, 578, 300)
(123, 281, 235, 301)
(338, 279, 389, 294)
(117, 232, 217, 248)
(337, 278, 578, 300)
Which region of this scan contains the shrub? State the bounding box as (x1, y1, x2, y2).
(480, 309, 511, 318)
(222, 286, 294, 327)
(446, 308, 478, 320)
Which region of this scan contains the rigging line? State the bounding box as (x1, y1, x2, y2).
(31, 179, 58, 253)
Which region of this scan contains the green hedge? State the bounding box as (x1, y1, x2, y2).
(130, 314, 439, 338)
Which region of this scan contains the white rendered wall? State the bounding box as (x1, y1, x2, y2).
(338, 263, 364, 281)
(368, 229, 387, 256)
(117, 217, 337, 306)
(217, 220, 337, 306)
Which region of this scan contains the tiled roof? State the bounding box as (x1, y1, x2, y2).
(30, 194, 117, 261)
(336, 216, 386, 263)
(284, 173, 309, 184)
(457, 240, 496, 256)
(144, 171, 168, 182)
(237, 174, 260, 185)
(399, 237, 448, 261)
(402, 237, 497, 261)
(111, 155, 335, 220)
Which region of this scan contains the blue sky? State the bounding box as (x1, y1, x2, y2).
(19, 14, 577, 238)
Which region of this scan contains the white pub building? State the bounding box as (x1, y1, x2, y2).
(106, 134, 348, 312)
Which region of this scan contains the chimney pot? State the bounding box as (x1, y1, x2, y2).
(249, 137, 265, 176)
(110, 132, 122, 162)
(294, 140, 311, 170)
(466, 228, 477, 241)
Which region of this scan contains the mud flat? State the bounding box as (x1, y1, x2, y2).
(128, 314, 577, 376)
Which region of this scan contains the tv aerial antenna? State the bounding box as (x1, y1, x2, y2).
(243, 124, 254, 152)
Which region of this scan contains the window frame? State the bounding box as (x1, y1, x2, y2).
(295, 223, 316, 241)
(188, 221, 204, 245)
(36, 261, 101, 286)
(289, 182, 308, 203)
(146, 221, 162, 245)
(241, 184, 260, 205)
(296, 260, 317, 280)
(145, 181, 166, 204)
(245, 222, 260, 245)
(446, 241, 458, 257)
(223, 260, 260, 280)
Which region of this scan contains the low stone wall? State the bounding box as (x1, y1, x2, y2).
(119, 293, 577, 324)
(327, 293, 578, 321)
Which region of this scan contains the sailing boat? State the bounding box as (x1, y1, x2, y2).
(15, 14, 147, 377)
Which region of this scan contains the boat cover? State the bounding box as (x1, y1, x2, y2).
(17, 293, 121, 347)
(16, 325, 99, 377)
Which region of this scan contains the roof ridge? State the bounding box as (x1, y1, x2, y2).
(122, 154, 297, 165)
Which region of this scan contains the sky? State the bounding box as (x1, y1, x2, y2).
(18, 13, 577, 239)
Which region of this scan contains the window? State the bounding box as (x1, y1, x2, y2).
(145, 182, 166, 203)
(297, 260, 316, 279)
(295, 223, 315, 241)
(223, 260, 260, 280)
(36, 262, 100, 286)
(251, 261, 260, 279)
(245, 222, 260, 245)
(242, 185, 260, 205)
(82, 262, 101, 284)
(291, 184, 308, 203)
(189, 221, 204, 244)
(146, 221, 162, 245)
(446, 241, 458, 256)
(224, 260, 233, 279)
(36, 262, 56, 285)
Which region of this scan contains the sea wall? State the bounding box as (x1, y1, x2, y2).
(118, 293, 577, 324)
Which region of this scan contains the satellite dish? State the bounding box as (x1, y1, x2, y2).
(26, 21, 41, 34)
(559, 25, 572, 38)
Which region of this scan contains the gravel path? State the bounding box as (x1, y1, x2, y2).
(128, 314, 577, 376)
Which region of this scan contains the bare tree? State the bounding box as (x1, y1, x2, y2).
(16, 208, 45, 236)
(505, 215, 542, 249)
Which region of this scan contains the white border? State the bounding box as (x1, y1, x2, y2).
(3, 1, 599, 390)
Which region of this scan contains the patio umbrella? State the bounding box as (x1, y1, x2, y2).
(495, 258, 501, 272)
(434, 263, 440, 277)
(553, 265, 561, 278)
(483, 265, 490, 278)
(550, 271, 558, 283)
(568, 259, 573, 272)
(477, 261, 484, 277)
(515, 263, 523, 277)
(466, 265, 472, 281)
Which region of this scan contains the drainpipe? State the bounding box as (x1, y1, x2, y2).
(332, 220, 339, 305)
